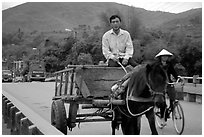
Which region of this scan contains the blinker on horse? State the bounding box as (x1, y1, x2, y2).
(112, 62, 167, 135)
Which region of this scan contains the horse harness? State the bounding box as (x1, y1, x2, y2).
(128, 69, 166, 103)
(111, 63, 167, 118)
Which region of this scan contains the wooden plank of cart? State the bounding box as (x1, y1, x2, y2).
(51, 65, 131, 134)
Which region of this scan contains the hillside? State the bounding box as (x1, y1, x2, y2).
(2, 3, 202, 76)
(158, 8, 202, 40)
(158, 8, 202, 30)
(3, 2, 179, 33)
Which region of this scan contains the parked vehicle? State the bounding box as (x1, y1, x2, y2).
(14, 76, 23, 82)
(27, 61, 46, 82)
(27, 70, 46, 82)
(2, 70, 13, 82)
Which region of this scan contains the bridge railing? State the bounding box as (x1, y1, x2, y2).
(2, 90, 64, 135)
(175, 76, 202, 104)
(182, 75, 202, 85)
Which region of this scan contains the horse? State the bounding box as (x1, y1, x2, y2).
(111, 62, 167, 135)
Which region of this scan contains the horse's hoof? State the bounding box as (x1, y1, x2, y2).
(161, 122, 167, 127)
(115, 124, 120, 130)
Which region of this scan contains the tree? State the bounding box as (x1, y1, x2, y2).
(43, 46, 63, 72)
(179, 42, 202, 76)
(44, 55, 62, 72)
(126, 6, 142, 40)
(77, 53, 93, 65)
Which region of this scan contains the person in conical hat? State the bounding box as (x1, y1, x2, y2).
(155, 49, 181, 126)
(155, 49, 174, 68)
(155, 49, 173, 58)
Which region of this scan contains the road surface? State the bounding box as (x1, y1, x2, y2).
(2, 82, 202, 135)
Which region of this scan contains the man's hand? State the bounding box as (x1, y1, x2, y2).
(177, 76, 185, 85)
(122, 58, 128, 65)
(111, 56, 119, 62)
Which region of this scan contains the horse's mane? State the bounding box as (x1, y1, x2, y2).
(127, 64, 148, 97)
(127, 62, 166, 98)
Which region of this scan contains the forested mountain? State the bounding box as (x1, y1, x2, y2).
(3, 2, 201, 33)
(2, 2, 202, 76)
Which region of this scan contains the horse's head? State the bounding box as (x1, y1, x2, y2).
(127, 62, 167, 106)
(146, 62, 167, 107)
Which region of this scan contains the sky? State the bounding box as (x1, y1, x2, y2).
(1, 0, 202, 13)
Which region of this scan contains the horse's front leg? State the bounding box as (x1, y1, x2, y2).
(145, 108, 158, 135)
(111, 108, 121, 135)
(121, 116, 141, 135)
(111, 120, 116, 135)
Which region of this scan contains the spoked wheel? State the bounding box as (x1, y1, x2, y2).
(172, 101, 185, 135)
(51, 99, 67, 134)
(154, 107, 166, 129)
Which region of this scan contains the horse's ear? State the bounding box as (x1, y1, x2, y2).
(146, 64, 152, 73)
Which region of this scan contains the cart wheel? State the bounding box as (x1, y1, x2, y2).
(51, 99, 67, 134)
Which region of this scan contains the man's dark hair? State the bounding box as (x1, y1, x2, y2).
(109, 15, 121, 23)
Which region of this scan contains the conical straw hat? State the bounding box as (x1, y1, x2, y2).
(155, 49, 173, 58)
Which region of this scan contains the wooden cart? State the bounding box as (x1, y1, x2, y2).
(51, 65, 131, 134)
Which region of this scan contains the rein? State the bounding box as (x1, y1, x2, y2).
(124, 65, 156, 117)
(126, 77, 165, 105)
(146, 82, 165, 98)
(115, 62, 165, 117)
(145, 66, 165, 98)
